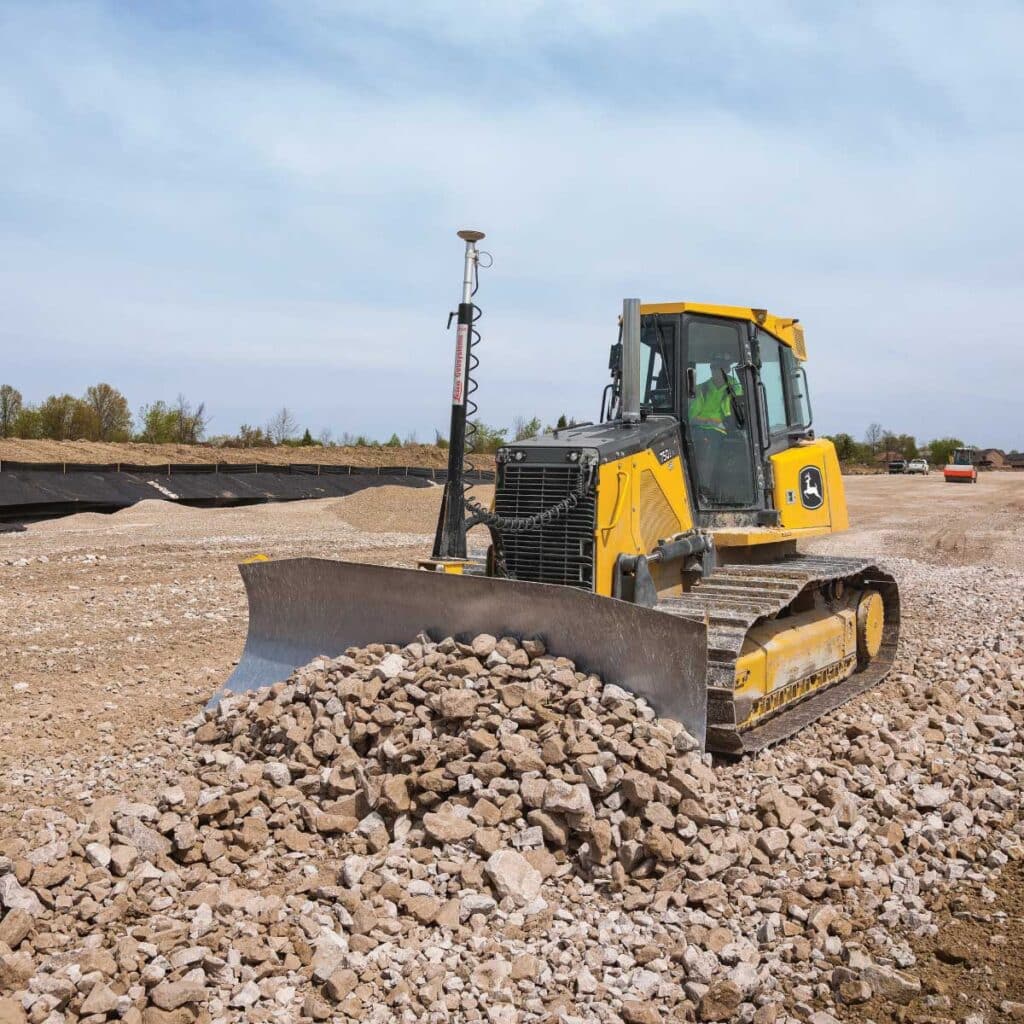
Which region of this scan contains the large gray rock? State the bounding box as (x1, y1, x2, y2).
(423, 811, 475, 843)
(485, 849, 543, 905)
(149, 979, 208, 1010)
(114, 815, 171, 860)
(0, 877, 42, 917)
(862, 963, 921, 1004)
(542, 780, 594, 817)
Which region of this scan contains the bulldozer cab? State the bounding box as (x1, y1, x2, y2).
(616, 309, 813, 524)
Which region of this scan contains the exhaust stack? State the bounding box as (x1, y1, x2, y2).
(621, 297, 641, 425)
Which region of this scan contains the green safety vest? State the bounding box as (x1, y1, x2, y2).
(690, 375, 742, 435)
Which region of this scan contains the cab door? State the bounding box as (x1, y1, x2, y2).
(682, 316, 760, 511)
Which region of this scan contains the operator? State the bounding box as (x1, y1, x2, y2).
(689, 357, 744, 500)
(691, 358, 743, 434)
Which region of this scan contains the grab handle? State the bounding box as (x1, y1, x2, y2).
(601, 469, 629, 541)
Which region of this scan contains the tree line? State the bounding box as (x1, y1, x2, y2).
(0, 384, 209, 444)
(0, 383, 330, 447)
(464, 414, 582, 453)
(826, 423, 968, 468)
(0, 381, 581, 453)
(9, 382, 972, 467)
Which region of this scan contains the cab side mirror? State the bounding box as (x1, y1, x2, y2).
(608, 342, 622, 373)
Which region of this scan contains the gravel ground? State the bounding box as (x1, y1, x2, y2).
(0, 472, 1022, 1023)
(806, 473, 1024, 572)
(0, 485, 491, 815)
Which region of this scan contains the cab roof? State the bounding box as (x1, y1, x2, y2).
(640, 301, 807, 360)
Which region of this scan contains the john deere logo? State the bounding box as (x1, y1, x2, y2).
(799, 466, 824, 510)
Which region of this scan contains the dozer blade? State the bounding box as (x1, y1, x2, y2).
(209, 558, 709, 748)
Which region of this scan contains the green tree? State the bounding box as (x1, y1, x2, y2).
(385, 433, 402, 447)
(513, 415, 542, 441)
(84, 383, 133, 441)
(434, 428, 449, 449)
(236, 424, 269, 447)
(0, 385, 23, 437)
(173, 395, 208, 444)
(136, 397, 208, 444)
(879, 432, 917, 459)
(13, 405, 42, 439)
(70, 400, 96, 439)
(137, 401, 178, 443)
(927, 437, 964, 466)
(828, 432, 858, 463)
(300, 428, 314, 445)
(556, 413, 569, 430)
(828, 433, 877, 465)
(467, 420, 507, 453)
(896, 434, 918, 459)
(38, 394, 81, 440)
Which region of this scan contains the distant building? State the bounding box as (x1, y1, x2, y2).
(979, 448, 1007, 468)
(1006, 452, 1024, 470)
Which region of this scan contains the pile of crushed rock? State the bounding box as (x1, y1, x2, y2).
(200, 633, 713, 883)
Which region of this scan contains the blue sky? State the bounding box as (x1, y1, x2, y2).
(2, 1, 1022, 447)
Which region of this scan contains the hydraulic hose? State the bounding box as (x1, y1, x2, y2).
(464, 466, 591, 532)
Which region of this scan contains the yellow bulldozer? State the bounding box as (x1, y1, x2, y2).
(210, 231, 899, 754)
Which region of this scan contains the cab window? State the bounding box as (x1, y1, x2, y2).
(757, 331, 788, 435)
(782, 346, 811, 427)
(640, 318, 675, 413)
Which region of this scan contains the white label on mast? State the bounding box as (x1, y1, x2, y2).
(452, 323, 468, 405)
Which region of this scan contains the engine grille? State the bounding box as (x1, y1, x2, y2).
(494, 464, 596, 590)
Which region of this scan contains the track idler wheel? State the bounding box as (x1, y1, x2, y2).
(856, 589, 885, 667)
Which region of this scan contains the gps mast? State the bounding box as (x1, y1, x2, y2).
(429, 229, 485, 566)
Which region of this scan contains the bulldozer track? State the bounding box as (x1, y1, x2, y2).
(656, 554, 900, 754)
